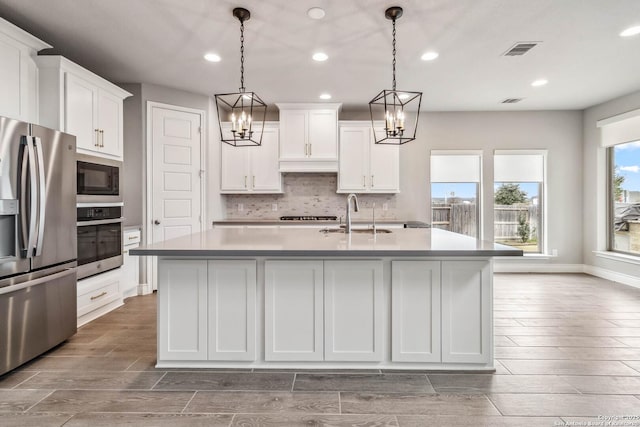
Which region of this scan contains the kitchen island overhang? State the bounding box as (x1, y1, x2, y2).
(132, 227, 522, 371)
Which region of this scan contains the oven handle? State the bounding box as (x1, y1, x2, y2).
(77, 218, 124, 227)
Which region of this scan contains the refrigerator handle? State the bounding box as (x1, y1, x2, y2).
(18, 137, 29, 256)
(19, 136, 38, 258)
(33, 137, 46, 257)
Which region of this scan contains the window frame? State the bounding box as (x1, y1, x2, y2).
(493, 150, 547, 255)
(607, 143, 640, 256)
(430, 150, 483, 239)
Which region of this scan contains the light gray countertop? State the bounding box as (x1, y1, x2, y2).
(131, 227, 522, 257)
(212, 219, 409, 226)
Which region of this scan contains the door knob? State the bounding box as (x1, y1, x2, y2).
(154, 220, 161, 225)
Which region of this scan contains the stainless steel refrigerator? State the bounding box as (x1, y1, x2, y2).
(0, 116, 77, 376)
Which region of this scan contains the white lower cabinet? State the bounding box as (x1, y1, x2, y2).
(441, 260, 491, 364)
(121, 229, 141, 298)
(158, 259, 257, 362)
(265, 260, 324, 361)
(324, 260, 384, 361)
(391, 261, 441, 363)
(77, 268, 123, 327)
(208, 260, 256, 361)
(158, 260, 208, 361)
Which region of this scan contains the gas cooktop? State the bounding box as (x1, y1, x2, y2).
(279, 215, 338, 221)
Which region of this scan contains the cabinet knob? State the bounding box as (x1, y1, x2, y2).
(154, 220, 161, 225)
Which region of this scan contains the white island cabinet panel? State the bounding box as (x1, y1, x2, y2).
(208, 260, 256, 361)
(265, 260, 324, 361)
(391, 261, 441, 363)
(324, 260, 384, 361)
(441, 260, 491, 364)
(158, 260, 208, 361)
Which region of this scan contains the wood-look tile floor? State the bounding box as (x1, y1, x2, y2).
(1, 273, 640, 426)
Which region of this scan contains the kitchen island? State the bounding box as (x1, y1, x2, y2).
(132, 227, 521, 371)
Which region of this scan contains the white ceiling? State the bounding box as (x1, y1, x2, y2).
(1, 0, 639, 111)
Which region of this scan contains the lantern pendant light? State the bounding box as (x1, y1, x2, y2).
(215, 7, 267, 147)
(369, 6, 422, 145)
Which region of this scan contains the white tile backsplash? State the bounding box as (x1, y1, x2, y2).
(224, 173, 399, 220)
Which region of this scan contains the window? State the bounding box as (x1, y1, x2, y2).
(430, 152, 481, 238)
(494, 151, 545, 253)
(609, 141, 640, 254)
(598, 108, 640, 255)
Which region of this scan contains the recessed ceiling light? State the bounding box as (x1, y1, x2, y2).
(312, 52, 328, 62)
(307, 7, 326, 20)
(319, 93, 332, 100)
(398, 93, 410, 100)
(531, 79, 548, 87)
(421, 51, 439, 61)
(620, 25, 640, 37)
(204, 53, 221, 62)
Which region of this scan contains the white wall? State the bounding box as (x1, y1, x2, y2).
(583, 88, 640, 280)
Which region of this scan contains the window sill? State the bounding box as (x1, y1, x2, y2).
(594, 250, 640, 265)
(497, 253, 555, 261)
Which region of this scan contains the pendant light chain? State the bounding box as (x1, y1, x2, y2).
(392, 17, 396, 92)
(239, 19, 245, 92)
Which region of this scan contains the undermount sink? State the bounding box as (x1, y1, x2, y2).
(319, 228, 392, 234)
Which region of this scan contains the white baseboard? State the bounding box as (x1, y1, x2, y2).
(583, 265, 640, 289)
(493, 261, 640, 289)
(494, 262, 585, 273)
(138, 282, 152, 295)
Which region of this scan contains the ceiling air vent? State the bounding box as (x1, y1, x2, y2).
(503, 42, 539, 56)
(501, 98, 524, 104)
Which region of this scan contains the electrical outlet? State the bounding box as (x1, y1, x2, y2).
(551, 249, 558, 256)
(237, 203, 244, 212)
(271, 203, 278, 211)
(382, 203, 389, 211)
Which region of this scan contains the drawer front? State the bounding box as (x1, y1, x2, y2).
(124, 229, 141, 245)
(77, 280, 119, 316)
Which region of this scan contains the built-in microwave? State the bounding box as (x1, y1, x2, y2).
(76, 154, 122, 204)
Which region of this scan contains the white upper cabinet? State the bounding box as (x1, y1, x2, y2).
(338, 121, 399, 193)
(0, 17, 51, 123)
(277, 103, 341, 172)
(220, 122, 282, 193)
(36, 56, 131, 160)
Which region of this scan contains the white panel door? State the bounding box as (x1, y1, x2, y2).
(0, 37, 21, 120)
(279, 110, 307, 160)
(308, 110, 337, 159)
(97, 89, 122, 158)
(324, 260, 384, 361)
(338, 126, 368, 191)
(220, 142, 250, 192)
(441, 260, 491, 364)
(65, 73, 98, 153)
(391, 261, 441, 362)
(158, 260, 207, 361)
(151, 105, 203, 243)
(370, 136, 400, 192)
(265, 260, 324, 361)
(208, 260, 256, 361)
(251, 125, 282, 192)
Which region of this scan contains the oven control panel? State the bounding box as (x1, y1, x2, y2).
(77, 206, 122, 221)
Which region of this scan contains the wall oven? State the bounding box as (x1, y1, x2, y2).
(76, 153, 122, 204)
(77, 205, 123, 280)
